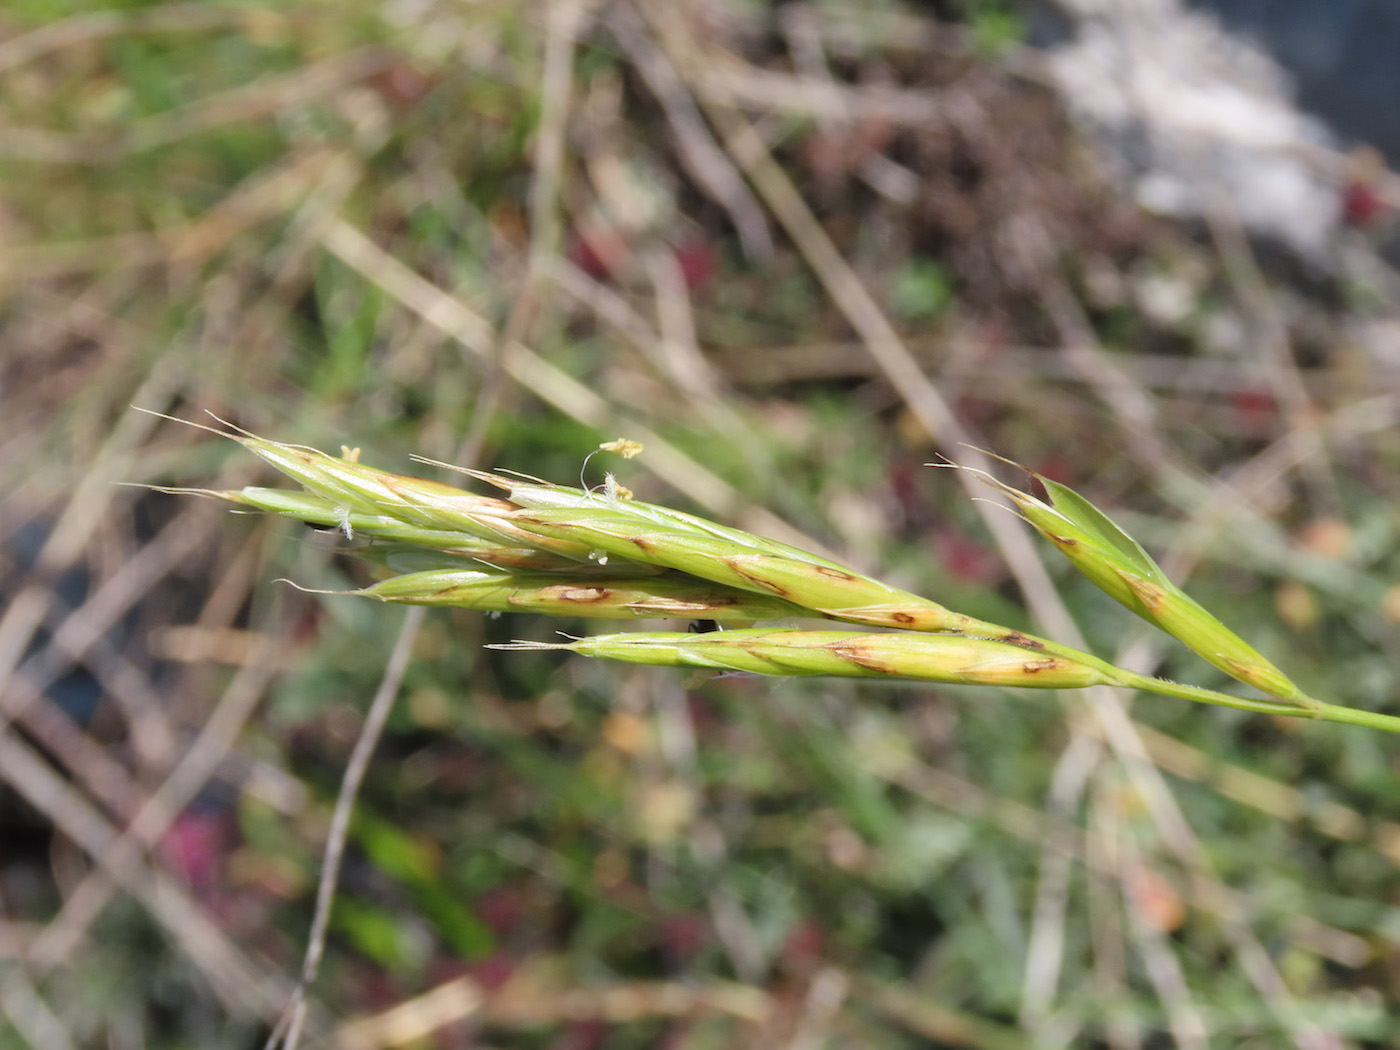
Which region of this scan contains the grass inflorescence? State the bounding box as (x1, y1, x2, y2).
(187, 424, 1400, 735)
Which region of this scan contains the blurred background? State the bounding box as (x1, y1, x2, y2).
(3, 0, 1400, 1047)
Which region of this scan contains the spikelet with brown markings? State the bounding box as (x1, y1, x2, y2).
(495, 629, 1111, 688)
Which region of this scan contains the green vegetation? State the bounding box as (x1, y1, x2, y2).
(3, 2, 1399, 1048)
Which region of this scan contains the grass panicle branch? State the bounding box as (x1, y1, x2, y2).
(495, 629, 1111, 688)
(354, 568, 810, 621)
(182, 425, 1400, 735)
(467, 468, 980, 632)
(956, 459, 1310, 707)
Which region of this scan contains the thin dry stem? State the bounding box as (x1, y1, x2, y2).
(607, 2, 773, 262)
(458, 0, 584, 468)
(0, 362, 183, 693)
(1113, 838, 1209, 1050)
(272, 606, 426, 1050)
(0, 969, 78, 1050)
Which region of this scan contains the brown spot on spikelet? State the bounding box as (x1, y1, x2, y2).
(1021, 659, 1061, 674)
(1130, 580, 1169, 613)
(890, 611, 916, 625)
(520, 515, 576, 530)
(814, 566, 859, 581)
(629, 536, 655, 553)
(724, 558, 788, 595)
(1001, 631, 1047, 651)
(829, 640, 894, 674)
